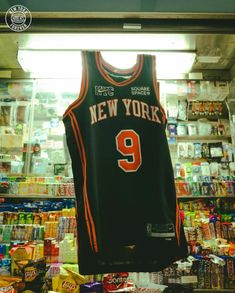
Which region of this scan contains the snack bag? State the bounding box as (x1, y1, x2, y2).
(52, 268, 86, 293)
(80, 282, 103, 293)
(103, 272, 135, 293)
(16, 258, 47, 293)
(0, 276, 21, 293)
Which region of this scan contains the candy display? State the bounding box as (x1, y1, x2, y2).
(175, 176, 235, 197)
(190, 101, 223, 116)
(0, 177, 75, 197)
(167, 119, 230, 138)
(159, 255, 235, 290)
(176, 142, 233, 162)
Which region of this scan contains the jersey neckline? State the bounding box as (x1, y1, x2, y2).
(95, 52, 144, 87)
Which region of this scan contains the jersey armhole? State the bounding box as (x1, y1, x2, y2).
(63, 51, 89, 118)
(151, 55, 167, 124)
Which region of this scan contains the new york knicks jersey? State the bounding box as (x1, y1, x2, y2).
(63, 51, 188, 274)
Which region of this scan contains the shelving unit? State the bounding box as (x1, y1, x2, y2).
(0, 194, 75, 199)
(177, 195, 235, 199)
(164, 80, 235, 292)
(193, 289, 234, 293)
(169, 135, 231, 141)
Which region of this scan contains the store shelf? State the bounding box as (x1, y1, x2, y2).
(193, 289, 234, 293)
(168, 135, 230, 141)
(177, 195, 235, 199)
(0, 101, 30, 106)
(0, 194, 75, 199)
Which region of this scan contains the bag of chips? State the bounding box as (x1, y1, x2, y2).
(0, 276, 21, 293)
(103, 272, 135, 293)
(16, 258, 47, 293)
(52, 268, 86, 293)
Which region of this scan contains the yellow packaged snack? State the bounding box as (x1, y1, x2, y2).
(0, 276, 21, 293)
(52, 268, 86, 293)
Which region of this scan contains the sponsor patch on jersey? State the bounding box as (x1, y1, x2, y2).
(95, 85, 114, 97)
(131, 86, 151, 96)
(146, 223, 175, 238)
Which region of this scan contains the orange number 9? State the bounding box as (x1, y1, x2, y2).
(116, 129, 142, 172)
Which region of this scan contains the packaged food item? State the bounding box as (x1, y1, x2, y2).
(200, 162, 211, 177)
(193, 143, 202, 159)
(80, 282, 103, 293)
(16, 258, 47, 293)
(52, 268, 86, 293)
(177, 143, 188, 159)
(187, 143, 194, 159)
(0, 276, 21, 293)
(103, 273, 135, 293)
(177, 124, 187, 136)
(201, 144, 210, 159)
(177, 100, 188, 121)
(9, 245, 34, 276)
(167, 123, 177, 136)
(209, 142, 224, 159)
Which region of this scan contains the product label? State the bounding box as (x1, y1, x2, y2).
(146, 223, 175, 238)
(181, 276, 198, 283)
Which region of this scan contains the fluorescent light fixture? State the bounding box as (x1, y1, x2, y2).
(18, 49, 195, 79)
(22, 34, 196, 51)
(197, 55, 221, 63)
(18, 49, 82, 78)
(0, 70, 11, 78)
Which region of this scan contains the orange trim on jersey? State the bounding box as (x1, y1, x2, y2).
(95, 51, 144, 87)
(70, 111, 99, 253)
(68, 113, 94, 252)
(63, 52, 89, 118)
(175, 204, 180, 246)
(160, 107, 167, 124)
(152, 55, 167, 124)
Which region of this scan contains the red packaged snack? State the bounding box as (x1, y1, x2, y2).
(103, 273, 135, 293)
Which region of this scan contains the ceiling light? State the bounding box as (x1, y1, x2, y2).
(18, 49, 82, 78)
(197, 55, 221, 63)
(0, 70, 11, 78)
(18, 49, 195, 79)
(22, 33, 196, 51)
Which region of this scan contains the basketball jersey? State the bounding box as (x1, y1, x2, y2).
(63, 51, 188, 274)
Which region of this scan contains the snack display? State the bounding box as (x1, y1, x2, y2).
(0, 78, 234, 291)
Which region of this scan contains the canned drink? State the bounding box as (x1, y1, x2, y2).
(47, 184, 54, 196)
(39, 226, 44, 240)
(54, 184, 60, 196)
(18, 213, 26, 224)
(26, 213, 34, 224)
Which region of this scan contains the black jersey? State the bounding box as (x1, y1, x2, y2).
(63, 51, 188, 274)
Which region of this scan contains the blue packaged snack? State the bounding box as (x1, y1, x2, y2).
(80, 282, 103, 293)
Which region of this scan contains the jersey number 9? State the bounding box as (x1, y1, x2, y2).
(116, 129, 142, 172)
